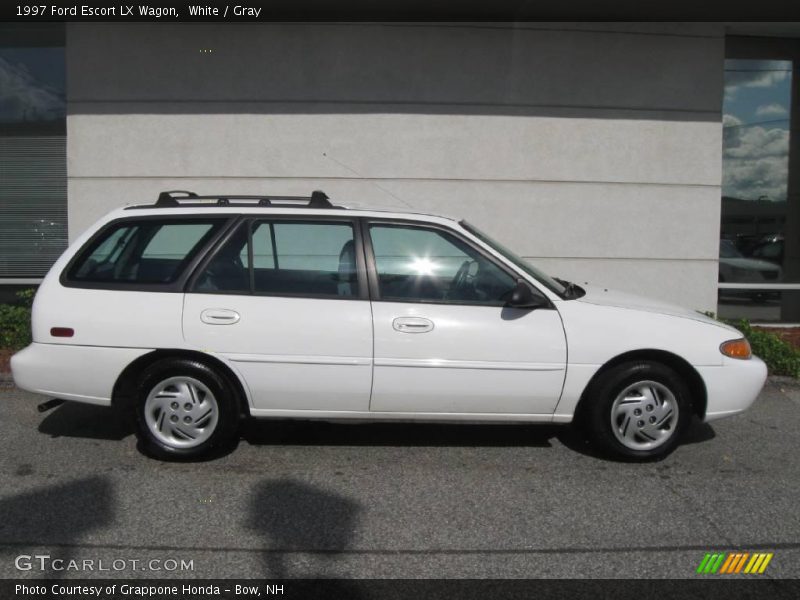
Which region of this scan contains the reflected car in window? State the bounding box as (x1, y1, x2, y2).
(718, 239, 782, 302)
(749, 234, 784, 267)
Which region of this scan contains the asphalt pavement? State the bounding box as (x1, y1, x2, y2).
(0, 376, 798, 579)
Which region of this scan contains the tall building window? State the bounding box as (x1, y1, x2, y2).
(719, 38, 799, 322)
(0, 25, 67, 282)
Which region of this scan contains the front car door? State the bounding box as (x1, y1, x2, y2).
(365, 220, 567, 416)
(183, 216, 373, 413)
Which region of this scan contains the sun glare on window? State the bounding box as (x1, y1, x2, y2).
(407, 257, 438, 276)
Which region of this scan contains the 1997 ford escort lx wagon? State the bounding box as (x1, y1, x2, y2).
(12, 191, 767, 461)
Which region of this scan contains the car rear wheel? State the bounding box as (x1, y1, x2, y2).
(581, 361, 692, 461)
(134, 358, 240, 460)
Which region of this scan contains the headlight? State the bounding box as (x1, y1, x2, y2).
(720, 338, 752, 359)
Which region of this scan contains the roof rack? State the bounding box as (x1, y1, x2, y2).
(145, 190, 339, 209)
(156, 190, 199, 206)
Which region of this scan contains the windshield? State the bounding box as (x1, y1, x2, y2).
(460, 220, 568, 298)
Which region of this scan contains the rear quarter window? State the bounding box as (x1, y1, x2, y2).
(66, 218, 225, 285)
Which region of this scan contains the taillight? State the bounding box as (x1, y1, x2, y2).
(720, 338, 751, 359)
(50, 327, 74, 338)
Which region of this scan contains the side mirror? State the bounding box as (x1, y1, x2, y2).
(505, 279, 547, 309)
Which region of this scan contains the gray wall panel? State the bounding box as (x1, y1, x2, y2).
(66, 22, 725, 311)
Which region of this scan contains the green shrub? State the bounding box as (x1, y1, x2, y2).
(0, 289, 34, 350)
(733, 319, 800, 378)
(16, 288, 35, 308)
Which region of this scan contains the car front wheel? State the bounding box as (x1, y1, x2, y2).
(582, 361, 692, 461)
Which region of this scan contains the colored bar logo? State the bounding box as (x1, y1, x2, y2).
(696, 552, 773, 574)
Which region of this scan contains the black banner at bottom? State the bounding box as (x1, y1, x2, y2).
(3, 579, 800, 600)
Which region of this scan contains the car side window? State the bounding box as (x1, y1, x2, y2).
(368, 224, 517, 305)
(193, 224, 250, 293)
(69, 219, 223, 284)
(193, 220, 359, 298)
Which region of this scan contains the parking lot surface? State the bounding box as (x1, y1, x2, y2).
(1, 377, 799, 579)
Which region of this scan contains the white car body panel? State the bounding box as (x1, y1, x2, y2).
(10, 203, 768, 432)
(183, 294, 373, 411)
(558, 292, 735, 367)
(370, 302, 566, 414)
(32, 287, 185, 349)
(551, 287, 764, 420)
(697, 357, 770, 421)
(11, 343, 151, 405)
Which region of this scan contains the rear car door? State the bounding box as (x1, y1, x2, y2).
(183, 216, 373, 413)
(365, 220, 567, 415)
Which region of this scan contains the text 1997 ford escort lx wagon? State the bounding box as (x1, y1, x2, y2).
(11, 191, 767, 461)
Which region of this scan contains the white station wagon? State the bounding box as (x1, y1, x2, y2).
(12, 191, 767, 461)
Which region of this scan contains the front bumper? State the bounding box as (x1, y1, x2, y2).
(697, 355, 768, 422)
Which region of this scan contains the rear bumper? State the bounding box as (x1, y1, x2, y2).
(10, 343, 151, 406)
(697, 356, 768, 422)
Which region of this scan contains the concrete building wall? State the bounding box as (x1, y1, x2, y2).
(66, 22, 725, 311)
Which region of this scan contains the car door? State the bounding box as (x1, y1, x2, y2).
(365, 221, 567, 415)
(183, 217, 373, 413)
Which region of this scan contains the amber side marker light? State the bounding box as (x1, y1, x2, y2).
(50, 327, 74, 338)
(720, 338, 751, 359)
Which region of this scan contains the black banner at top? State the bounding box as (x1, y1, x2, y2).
(2, 0, 800, 22)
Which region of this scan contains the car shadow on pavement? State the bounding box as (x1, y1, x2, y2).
(34, 402, 717, 461)
(0, 476, 114, 578)
(557, 417, 716, 460)
(247, 477, 363, 586)
(244, 416, 716, 460)
(38, 402, 133, 441)
(242, 419, 563, 449)
(682, 419, 717, 445)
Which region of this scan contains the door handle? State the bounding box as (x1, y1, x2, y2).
(200, 308, 241, 325)
(392, 317, 434, 333)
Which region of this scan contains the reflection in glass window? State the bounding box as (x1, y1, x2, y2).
(143, 224, 216, 259)
(252, 222, 356, 296)
(70, 220, 222, 284)
(270, 222, 353, 273)
(250, 223, 275, 269)
(0, 41, 67, 279)
(369, 224, 517, 305)
(194, 221, 358, 298)
(718, 58, 795, 321)
(722, 59, 791, 206)
(0, 47, 66, 124)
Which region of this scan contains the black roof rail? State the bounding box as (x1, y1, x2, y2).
(143, 190, 339, 210)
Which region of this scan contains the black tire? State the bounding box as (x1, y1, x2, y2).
(134, 358, 240, 461)
(579, 361, 692, 461)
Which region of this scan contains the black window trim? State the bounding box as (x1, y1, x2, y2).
(60, 213, 552, 307)
(360, 218, 554, 309)
(60, 214, 238, 292)
(185, 214, 369, 301)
